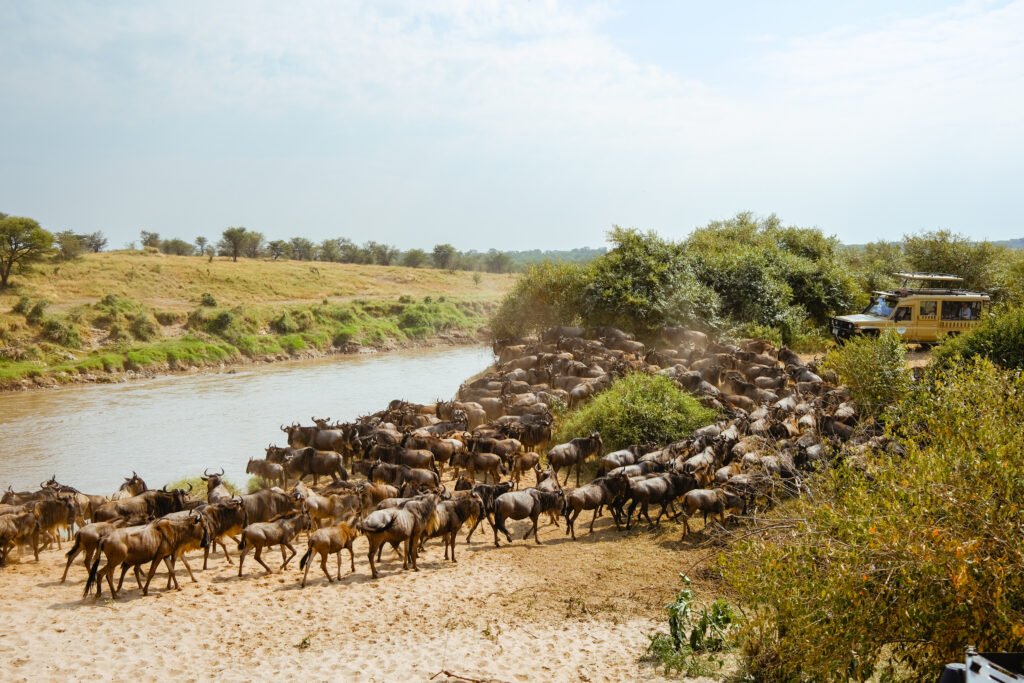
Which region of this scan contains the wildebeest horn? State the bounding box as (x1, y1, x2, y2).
(280, 424, 287, 432)
(133, 470, 138, 478)
(186, 482, 193, 492)
(217, 467, 225, 476)
(202, 468, 210, 479)
(162, 484, 169, 491)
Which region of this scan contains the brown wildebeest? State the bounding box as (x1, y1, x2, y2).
(509, 451, 541, 487)
(200, 468, 231, 503)
(422, 494, 482, 562)
(547, 432, 603, 486)
(92, 486, 190, 523)
(299, 520, 360, 587)
(679, 488, 745, 538)
(237, 510, 312, 576)
(0, 512, 41, 565)
(491, 488, 564, 547)
(450, 450, 503, 484)
(623, 471, 698, 529)
(562, 474, 629, 539)
(246, 456, 286, 489)
(110, 472, 148, 501)
(358, 494, 438, 579)
(85, 511, 209, 598)
(199, 497, 248, 569)
(238, 488, 296, 524)
(61, 514, 149, 582)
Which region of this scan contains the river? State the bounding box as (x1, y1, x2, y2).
(0, 346, 493, 495)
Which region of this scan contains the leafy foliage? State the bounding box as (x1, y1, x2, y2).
(903, 229, 1000, 292)
(722, 358, 1024, 681)
(821, 330, 910, 419)
(644, 575, 735, 677)
(490, 261, 588, 339)
(583, 226, 721, 334)
(0, 215, 54, 288)
(932, 305, 1024, 371)
(554, 373, 716, 452)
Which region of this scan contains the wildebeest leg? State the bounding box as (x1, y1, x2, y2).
(347, 542, 355, 573)
(334, 550, 342, 580)
(254, 546, 274, 574)
(465, 515, 483, 544)
(575, 462, 580, 488)
(178, 553, 196, 583)
(238, 546, 250, 577)
(681, 513, 692, 539)
(281, 542, 297, 571)
(300, 551, 314, 587)
(588, 508, 600, 534)
(367, 539, 380, 579)
(142, 557, 164, 596)
(642, 502, 655, 526)
(319, 552, 331, 583)
(61, 537, 82, 582)
(624, 500, 639, 530)
(653, 502, 669, 526)
(115, 563, 131, 595)
(531, 513, 542, 544)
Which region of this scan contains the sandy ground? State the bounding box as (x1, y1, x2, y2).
(0, 509, 729, 683)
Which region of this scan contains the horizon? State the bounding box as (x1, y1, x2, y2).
(2, 1, 1022, 251)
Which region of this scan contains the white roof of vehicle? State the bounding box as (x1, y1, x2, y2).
(893, 272, 964, 282)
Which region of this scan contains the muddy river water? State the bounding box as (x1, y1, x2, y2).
(0, 346, 493, 494)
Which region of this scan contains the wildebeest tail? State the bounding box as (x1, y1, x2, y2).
(65, 532, 82, 559)
(83, 542, 103, 597)
(238, 534, 247, 551)
(299, 545, 312, 570)
(358, 514, 397, 534)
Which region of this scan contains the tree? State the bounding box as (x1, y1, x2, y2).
(432, 243, 457, 270)
(366, 241, 400, 266)
(139, 230, 161, 249)
(159, 238, 195, 256)
(80, 231, 107, 253)
(267, 240, 291, 261)
(902, 230, 1000, 292)
(195, 236, 208, 255)
(484, 249, 513, 273)
(401, 248, 428, 268)
(218, 226, 249, 262)
(0, 215, 54, 288)
(317, 238, 341, 263)
(54, 230, 84, 261)
(289, 237, 315, 261)
(241, 231, 265, 259)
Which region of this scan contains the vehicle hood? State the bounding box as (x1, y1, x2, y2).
(832, 314, 889, 324)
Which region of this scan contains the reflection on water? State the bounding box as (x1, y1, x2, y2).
(0, 346, 492, 494)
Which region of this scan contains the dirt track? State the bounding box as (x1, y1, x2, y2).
(0, 508, 727, 682)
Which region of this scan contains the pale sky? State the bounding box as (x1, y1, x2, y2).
(2, 1, 1022, 250)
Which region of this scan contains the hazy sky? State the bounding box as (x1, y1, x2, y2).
(2, 1, 1022, 250)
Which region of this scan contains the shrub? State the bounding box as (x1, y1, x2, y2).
(820, 330, 910, 419)
(554, 373, 716, 452)
(129, 313, 160, 341)
(26, 299, 48, 324)
(270, 311, 299, 334)
(722, 358, 1024, 681)
(200, 292, 217, 307)
(41, 318, 81, 347)
(154, 310, 186, 326)
(643, 575, 734, 677)
(12, 295, 32, 315)
(490, 261, 589, 339)
(932, 306, 1024, 371)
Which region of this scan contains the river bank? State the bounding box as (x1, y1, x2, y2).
(1, 328, 488, 393)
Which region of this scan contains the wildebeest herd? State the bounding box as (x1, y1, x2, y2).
(1, 324, 889, 599)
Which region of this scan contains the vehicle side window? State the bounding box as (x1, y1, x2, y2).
(919, 301, 937, 318)
(958, 302, 980, 320)
(941, 301, 961, 320)
(894, 306, 912, 322)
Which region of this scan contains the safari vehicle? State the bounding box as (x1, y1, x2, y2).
(829, 272, 990, 345)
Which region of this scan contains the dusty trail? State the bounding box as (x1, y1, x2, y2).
(0, 511, 724, 682)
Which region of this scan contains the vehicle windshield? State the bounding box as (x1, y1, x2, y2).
(863, 296, 896, 317)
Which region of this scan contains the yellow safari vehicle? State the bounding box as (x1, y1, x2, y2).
(829, 272, 990, 345)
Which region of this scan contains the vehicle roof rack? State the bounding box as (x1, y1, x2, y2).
(893, 272, 964, 283)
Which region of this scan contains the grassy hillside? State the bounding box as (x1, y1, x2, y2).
(0, 251, 513, 389)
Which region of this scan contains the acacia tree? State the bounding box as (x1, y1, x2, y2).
(0, 215, 54, 288)
(81, 231, 107, 253)
(219, 226, 249, 262)
(195, 236, 208, 255)
(432, 243, 457, 270)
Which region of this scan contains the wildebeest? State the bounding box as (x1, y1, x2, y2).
(299, 520, 361, 587)
(237, 510, 312, 576)
(0, 512, 41, 565)
(286, 447, 349, 485)
(85, 511, 209, 598)
(491, 488, 564, 547)
(246, 457, 287, 489)
(199, 497, 248, 569)
(110, 472, 148, 501)
(369, 461, 440, 491)
(679, 488, 744, 538)
(422, 494, 482, 562)
(622, 471, 697, 529)
(509, 451, 541, 487)
(547, 432, 603, 486)
(91, 486, 191, 523)
(238, 488, 297, 525)
(61, 514, 149, 582)
(562, 474, 629, 539)
(200, 468, 232, 503)
(358, 494, 438, 579)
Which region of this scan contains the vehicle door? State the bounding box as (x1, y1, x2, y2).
(891, 303, 915, 341)
(915, 300, 939, 342)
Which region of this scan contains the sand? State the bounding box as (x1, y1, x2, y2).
(0, 512, 728, 682)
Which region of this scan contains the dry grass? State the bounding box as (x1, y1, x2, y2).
(1, 251, 513, 311)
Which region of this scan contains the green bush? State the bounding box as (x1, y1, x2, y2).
(932, 306, 1024, 371)
(270, 311, 299, 334)
(129, 313, 160, 341)
(12, 295, 32, 315)
(820, 330, 910, 419)
(555, 373, 716, 452)
(722, 358, 1024, 681)
(26, 299, 48, 324)
(200, 292, 217, 307)
(166, 475, 241, 497)
(41, 317, 81, 347)
(643, 575, 734, 677)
